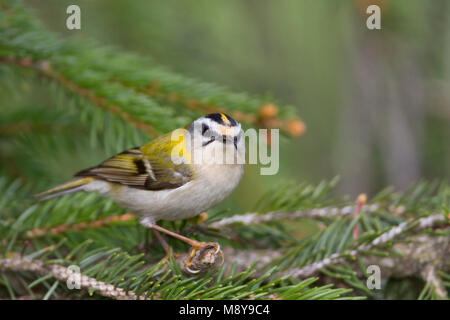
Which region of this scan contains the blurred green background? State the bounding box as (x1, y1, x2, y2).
(2, 0, 449, 213)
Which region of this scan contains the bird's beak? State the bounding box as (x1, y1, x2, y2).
(222, 135, 238, 149)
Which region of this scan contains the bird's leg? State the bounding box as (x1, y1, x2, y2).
(152, 229, 170, 254)
(139, 216, 222, 272)
(144, 228, 151, 253)
(152, 230, 180, 262)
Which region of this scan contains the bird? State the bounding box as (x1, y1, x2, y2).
(34, 113, 245, 272)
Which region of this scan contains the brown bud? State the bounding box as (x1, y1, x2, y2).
(357, 193, 367, 205)
(259, 103, 278, 118)
(286, 119, 306, 137)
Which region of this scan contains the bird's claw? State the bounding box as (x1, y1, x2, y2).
(183, 242, 223, 274)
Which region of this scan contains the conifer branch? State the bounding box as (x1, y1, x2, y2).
(209, 203, 393, 228)
(220, 232, 449, 279)
(422, 265, 448, 299)
(0, 57, 159, 136)
(26, 213, 137, 238)
(1, 1, 448, 300)
(280, 214, 447, 279)
(0, 253, 147, 300)
(0, 3, 303, 137)
(21, 202, 389, 239)
(128, 83, 306, 137)
(0, 251, 356, 300)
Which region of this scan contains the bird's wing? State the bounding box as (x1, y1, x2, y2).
(75, 132, 193, 190)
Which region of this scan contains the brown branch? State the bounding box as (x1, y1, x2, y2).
(0, 253, 147, 300)
(0, 121, 47, 135)
(26, 213, 137, 238)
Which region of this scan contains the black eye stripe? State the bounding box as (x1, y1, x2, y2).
(202, 124, 209, 135)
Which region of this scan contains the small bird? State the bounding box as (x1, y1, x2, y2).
(35, 113, 245, 272)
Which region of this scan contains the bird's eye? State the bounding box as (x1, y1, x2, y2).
(202, 124, 209, 135)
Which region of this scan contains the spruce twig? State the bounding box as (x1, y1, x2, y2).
(0, 253, 147, 300)
(279, 214, 447, 278)
(209, 203, 399, 229)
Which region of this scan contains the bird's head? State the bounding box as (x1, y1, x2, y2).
(187, 113, 245, 164)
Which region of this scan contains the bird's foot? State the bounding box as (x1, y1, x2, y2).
(184, 241, 223, 274)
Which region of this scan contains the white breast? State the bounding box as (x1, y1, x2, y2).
(84, 132, 245, 222)
(90, 162, 244, 222)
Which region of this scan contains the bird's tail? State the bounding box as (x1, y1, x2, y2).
(33, 177, 94, 202)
